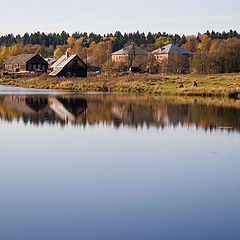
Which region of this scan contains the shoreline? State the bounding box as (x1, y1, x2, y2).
(0, 72, 240, 98)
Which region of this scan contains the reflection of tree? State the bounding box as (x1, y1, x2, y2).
(0, 94, 239, 132)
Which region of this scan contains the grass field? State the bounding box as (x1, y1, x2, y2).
(0, 72, 240, 98)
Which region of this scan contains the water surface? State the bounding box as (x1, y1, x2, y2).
(0, 85, 239, 240)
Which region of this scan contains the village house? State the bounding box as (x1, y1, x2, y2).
(150, 44, 193, 62)
(45, 57, 57, 66)
(111, 43, 147, 63)
(4, 54, 48, 73)
(49, 52, 88, 77)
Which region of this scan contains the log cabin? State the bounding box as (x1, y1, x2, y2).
(49, 52, 87, 77)
(4, 54, 48, 73)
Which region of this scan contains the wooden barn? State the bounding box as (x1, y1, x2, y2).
(4, 54, 48, 73)
(49, 53, 87, 77)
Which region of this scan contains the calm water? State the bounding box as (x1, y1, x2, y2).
(0, 85, 239, 240)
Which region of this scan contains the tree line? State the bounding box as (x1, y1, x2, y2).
(1, 30, 240, 49)
(0, 31, 186, 49)
(1, 30, 240, 74)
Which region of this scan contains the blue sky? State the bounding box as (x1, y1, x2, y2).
(0, 0, 239, 36)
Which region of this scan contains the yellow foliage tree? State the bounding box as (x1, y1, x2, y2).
(87, 41, 112, 66)
(0, 46, 7, 67)
(181, 36, 198, 52)
(67, 37, 76, 48)
(0, 46, 8, 60)
(65, 48, 72, 55)
(197, 34, 212, 51)
(8, 44, 22, 56)
(209, 39, 223, 52)
(224, 37, 239, 45)
(71, 40, 87, 62)
(54, 48, 63, 59)
(155, 37, 172, 47)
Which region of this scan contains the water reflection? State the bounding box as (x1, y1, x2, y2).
(0, 94, 239, 132)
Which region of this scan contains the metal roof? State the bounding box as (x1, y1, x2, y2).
(151, 44, 193, 55)
(51, 55, 74, 68)
(112, 44, 147, 55)
(51, 54, 87, 69)
(49, 68, 63, 76)
(4, 54, 37, 64)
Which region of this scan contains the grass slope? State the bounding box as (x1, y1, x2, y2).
(0, 72, 240, 97)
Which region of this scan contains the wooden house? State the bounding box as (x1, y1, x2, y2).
(49, 53, 87, 77)
(111, 44, 147, 63)
(4, 54, 48, 73)
(150, 44, 193, 63)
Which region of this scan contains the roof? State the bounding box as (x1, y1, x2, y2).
(45, 57, 57, 65)
(51, 54, 87, 69)
(151, 44, 193, 55)
(4, 54, 37, 64)
(112, 44, 147, 55)
(49, 68, 63, 76)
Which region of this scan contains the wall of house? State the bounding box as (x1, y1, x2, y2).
(60, 57, 87, 77)
(26, 55, 48, 72)
(154, 54, 169, 63)
(112, 54, 129, 62)
(4, 55, 48, 73)
(154, 53, 192, 63)
(5, 63, 26, 72)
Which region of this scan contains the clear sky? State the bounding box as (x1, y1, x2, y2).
(0, 0, 239, 36)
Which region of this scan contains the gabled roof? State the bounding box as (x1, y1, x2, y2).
(4, 54, 37, 64)
(49, 68, 63, 76)
(151, 44, 193, 55)
(51, 54, 87, 69)
(112, 44, 147, 55)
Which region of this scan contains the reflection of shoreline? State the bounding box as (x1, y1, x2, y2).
(0, 94, 239, 132)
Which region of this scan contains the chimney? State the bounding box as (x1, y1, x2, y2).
(66, 51, 70, 58)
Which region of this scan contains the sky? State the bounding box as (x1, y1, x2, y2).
(0, 0, 240, 36)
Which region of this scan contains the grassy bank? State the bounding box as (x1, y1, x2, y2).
(0, 72, 240, 97)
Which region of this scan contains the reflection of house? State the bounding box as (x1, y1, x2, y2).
(49, 97, 87, 122)
(150, 44, 193, 63)
(4, 54, 48, 73)
(49, 53, 88, 77)
(111, 44, 147, 63)
(3, 96, 48, 114)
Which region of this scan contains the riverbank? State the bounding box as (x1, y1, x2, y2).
(0, 72, 240, 97)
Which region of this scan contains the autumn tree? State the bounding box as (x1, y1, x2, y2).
(181, 36, 198, 52)
(197, 34, 212, 51)
(8, 44, 22, 56)
(87, 41, 112, 66)
(155, 36, 172, 47)
(67, 37, 76, 48)
(54, 47, 63, 59)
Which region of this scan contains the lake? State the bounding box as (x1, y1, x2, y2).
(0, 85, 239, 240)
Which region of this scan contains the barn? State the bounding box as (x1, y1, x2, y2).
(4, 54, 48, 73)
(49, 53, 87, 77)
